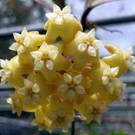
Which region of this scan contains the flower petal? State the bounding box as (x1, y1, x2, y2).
(53, 4, 61, 14)
(23, 36, 30, 47)
(57, 84, 69, 93)
(40, 43, 50, 54)
(63, 14, 74, 20)
(24, 79, 33, 89)
(102, 76, 109, 85)
(75, 85, 86, 94)
(63, 73, 72, 84)
(45, 13, 57, 20)
(73, 74, 82, 85)
(55, 16, 63, 25)
(9, 43, 19, 51)
(32, 83, 40, 93)
(49, 49, 58, 60)
(78, 43, 87, 52)
(67, 90, 75, 102)
(1, 76, 7, 85)
(34, 60, 44, 70)
(107, 82, 114, 93)
(31, 51, 42, 59)
(17, 87, 27, 95)
(46, 60, 54, 70)
(93, 40, 103, 48)
(0, 59, 5, 68)
(87, 46, 96, 57)
(88, 29, 95, 39)
(111, 67, 119, 77)
(62, 5, 71, 14)
(7, 97, 13, 104)
(13, 33, 21, 41)
(17, 45, 25, 54)
(21, 27, 28, 37)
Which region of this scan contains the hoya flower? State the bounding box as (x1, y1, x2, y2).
(64, 30, 102, 70)
(85, 101, 107, 123)
(78, 99, 107, 123)
(0, 59, 12, 85)
(17, 79, 40, 105)
(31, 42, 58, 71)
(7, 94, 23, 117)
(9, 28, 31, 54)
(112, 78, 126, 101)
(103, 44, 135, 77)
(102, 66, 119, 93)
(77, 29, 103, 57)
(46, 4, 73, 25)
(44, 5, 82, 43)
(32, 107, 51, 132)
(49, 110, 73, 131)
(123, 47, 135, 71)
(57, 73, 86, 102)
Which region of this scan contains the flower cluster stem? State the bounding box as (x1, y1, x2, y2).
(71, 120, 75, 135)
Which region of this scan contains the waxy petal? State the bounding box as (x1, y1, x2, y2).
(17, 45, 25, 54)
(32, 83, 40, 93)
(87, 46, 96, 57)
(111, 67, 119, 77)
(63, 73, 72, 84)
(31, 51, 42, 59)
(24, 79, 33, 89)
(75, 85, 86, 94)
(62, 5, 71, 14)
(88, 29, 95, 39)
(78, 43, 87, 52)
(23, 36, 30, 47)
(57, 84, 69, 93)
(53, 4, 61, 14)
(34, 60, 44, 70)
(67, 90, 75, 102)
(73, 74, 82, 85)
(21, 27, 28, 37)
(55, 16, 63, 25)
(13, 33, 21, 41)
(45, 13, 57, 20)
(9, 43, 19, 51)
(46, 60, 54, 70)
(7, 97, 13, 104)
(49, 49, 58, 60)
(17, 87, 27, 95)
(102, 76, 109, 85)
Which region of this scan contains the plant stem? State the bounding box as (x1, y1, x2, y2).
(71, 120, 75, 135)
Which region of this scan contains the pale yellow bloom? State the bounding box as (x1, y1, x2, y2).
(78, 99, 107, 123)
(49, 109, 73, 131)
(0, 59, 12, 85)
(112, 78, 126, 101)
(123, 47, 135, 71)
(17, 79, 40, 105)
(85, 101, 107, 123)
(46, 4, 73, 25)
(57, 73, 86, 102)
(9, 28, 31, 54)
(77, 29, 103, 57)
(7, 94, 23, 117)
(32, 107, 51, 132)
(102, 66, 119, 93)
(31, 42, 58, 71)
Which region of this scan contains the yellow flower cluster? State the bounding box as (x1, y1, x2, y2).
(0, 4, 135, 133)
